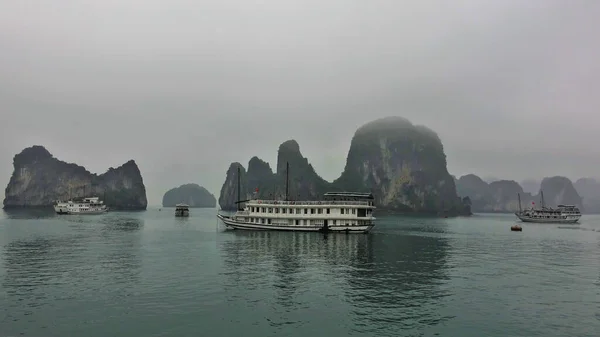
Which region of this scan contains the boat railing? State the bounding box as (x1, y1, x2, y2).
(246, 200, 373, 206)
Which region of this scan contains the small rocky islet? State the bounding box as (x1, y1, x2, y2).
(162, 184, 216, 208)
(2, 116, 596, 215)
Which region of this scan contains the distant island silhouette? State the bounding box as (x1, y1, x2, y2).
(162, 183, 216, 208)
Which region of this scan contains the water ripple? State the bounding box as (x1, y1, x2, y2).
(1, 211, 599, 336)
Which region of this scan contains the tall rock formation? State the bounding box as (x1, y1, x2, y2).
(218, 163, 246, 211)
(456, 174, 492, 211)
(538, 176, 582, 209)
(218, 116, 471, 216)
(488, 180, 524, 211)
(574, 178, 600, 213)
(162, 183, 216, 208)
(3, 145, 147, 210)
(333, 117, 466, 214)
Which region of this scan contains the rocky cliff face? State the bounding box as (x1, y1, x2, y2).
(333, 117, 468, 214)
(3, 145, 147, 210)
(488, 180, 524, 212)
(162, 183, 216, 208)
(456, 174, 491, 211)
(219, 116, 471, 216)
(218, 141, 333, 211)
(218, 163, 246, 210)
(539, 176, 582, 209)
(574, 178, 600, 213)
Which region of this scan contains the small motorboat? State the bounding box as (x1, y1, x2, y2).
(511, 224, 522, 232)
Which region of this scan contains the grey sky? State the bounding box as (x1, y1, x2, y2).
(1, 0, 599, 206)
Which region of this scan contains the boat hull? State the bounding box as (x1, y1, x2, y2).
(54, 205, 107, 215)
(66, 210, 108, 215)
(217, 214, 374, 233)
(515, 214, 580, 224)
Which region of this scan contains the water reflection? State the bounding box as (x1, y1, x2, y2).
(2, 207, 56, 220)
(219, 227, 451, 335)
(97, 216, 144, 285)
(2, 233, 88, 319)
(1, 214, 144, 323)
(99, 215, 144, 232)
(344, 232, 452, 334)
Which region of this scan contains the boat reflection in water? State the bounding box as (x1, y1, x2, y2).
(218, 226, 451, 335)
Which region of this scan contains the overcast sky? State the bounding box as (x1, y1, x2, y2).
(1, 0, 599, 206)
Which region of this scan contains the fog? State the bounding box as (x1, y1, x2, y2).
(1, 0, 599, 205)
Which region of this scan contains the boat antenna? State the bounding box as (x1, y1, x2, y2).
(285, 161, 289, 201)
(237, 166, 241, 211)
(517, 193, 522, 212)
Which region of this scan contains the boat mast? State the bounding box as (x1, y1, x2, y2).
(540, 190, 545, 208)
(237, 166, 241, 211)
(285, 161, 289, 201)
(517, 193, 522, 212)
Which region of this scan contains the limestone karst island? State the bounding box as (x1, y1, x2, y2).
(2, 117, 593, 217)
(219, 116, 472, 217)
(162, 184, 217, 208)
(2, 145, 147, 210)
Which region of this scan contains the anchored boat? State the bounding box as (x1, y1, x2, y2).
(514, 191, 581, 224)
(175, 203, 190, 217)
(54, 197, 108, 215)
(217, 163, 376, 233)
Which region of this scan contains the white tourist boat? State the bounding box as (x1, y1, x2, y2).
(217, 163, 376, 233)
(514, 192, 581, 224)
(175, 203, 190, 217)
(54, 197, 108, 215)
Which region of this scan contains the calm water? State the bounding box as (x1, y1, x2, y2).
(0, 208, 599, 337)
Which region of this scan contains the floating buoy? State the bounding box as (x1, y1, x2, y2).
(511, 224, 522, 232)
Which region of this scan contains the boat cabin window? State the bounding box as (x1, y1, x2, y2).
(275, 208, 279, 214)
(318, 208, 322, 214)
(296, 209, 301, 214)
(311, 208, 315, 214)
(341, 208, 345, 214)
(304, 209, 308, 214)
(269, 208, 273, 213)
(326, 208, 330, 214)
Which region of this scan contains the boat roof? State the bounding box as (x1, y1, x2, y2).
(557, 204, 577, 207)
(175, 203, 189, 207)
(323, 192, 374, 199)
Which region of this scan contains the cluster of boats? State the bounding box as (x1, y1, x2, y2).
(50, 167, 582, 234)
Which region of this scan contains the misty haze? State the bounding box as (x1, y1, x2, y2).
(2, 0, 600, 205)
(1, 1, 600, 337)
